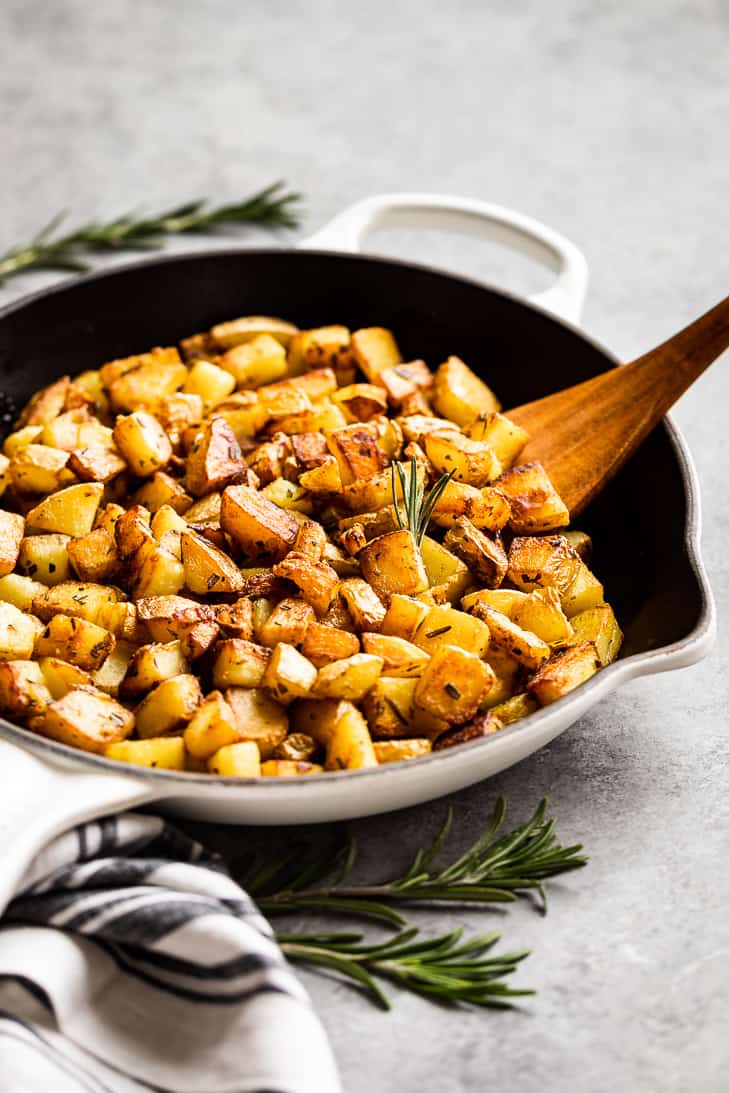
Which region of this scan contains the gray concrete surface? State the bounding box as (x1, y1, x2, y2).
(2, 1, 728, 1090)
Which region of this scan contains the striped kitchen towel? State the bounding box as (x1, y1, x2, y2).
(0, 813, 340, 1093)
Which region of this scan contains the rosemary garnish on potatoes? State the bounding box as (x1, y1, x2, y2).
(0, 182, 301, 285)
(391, 455, 456, 548)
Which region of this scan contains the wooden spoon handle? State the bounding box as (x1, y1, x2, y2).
(508, 293, 729, 516)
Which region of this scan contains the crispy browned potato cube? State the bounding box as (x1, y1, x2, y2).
(481, 645, 521, 707)
(261, 759, 322, 776)
(263, 642, 318, 703)
(425, 431, 501, 487)
(333, 384, 388, 423)
(67, 444, 124, 484)
(122, 640, 189, 695)
(287, 325, 351, 375)
(273, 732, 319, 762)
(272, 552, 340, 615)
(0, 660, 52, 718)
(211, 315, 298, 350)
(373, 738, 432, 763)
(444, 517, 508, 588)
(136, 594, 214, 640)
(183, 690, 240, 759)
(221, 483, 299, 560)
(212, 638, 271, 688)
(0, 511, 24, 576)
(16, 376, 71, 427)
(327, 423, 388, 485)
(380, 593, 430, 641)
(413, 644, 495, 723)
(180, 530, 243, 595)
(351, 327, 402, 382)
(300, 621, 360, 667)
(208, 741, 262, 777)
(213, 598, 254, 639)
(104, 348, 185, 412)
(560, 562, 605, 617)
(361, 633, 430, 677)
(358, 530, 428, 602)
(293, 520, 328, 561)
(472, 605, 550, 671)
(528, 641, 601, 705)
(224, 686, 289, 758)
(38, 656, 93, 698)
(431, 356, 500, 426)
(495, 461, 569, 533)
(37, 685, 134, 753)
(35, 614, 115, 671)
(25, 482, 104, 538)
(375, 360, 433, 407)
(153, 391, 203, 443)
(570, 604, 623, 665)
(220, 333, 288, 388)
(339, 578, 387, 632)
(491, 692, 539, 725)
(290, 432, 329, 473)
(114, 504, 153, 560)
(129, 542, 185, 599)
(67, 527, 119, 583)
(90, 640, 135, 696)
(432, 709, 502, 751)
(314, 652, 384, 701)
(113, 411, 172, 477)
(466, 411, 529, 468)
(179, 621, 220, 661)
(361, 676, 418, 739)
(507, 534, 583, 597)
(184, 360, 237, 412)
(104, 737, 186, 770)
(135, 674, 203, 738)
(511, 587, 574, 645)
(411, 604, 491, 657)
(299, 458, 343, 495)
(562, 529, 593, 562)
(9, 444, 71, 494)
(185, 418, 251, 497)
(31, 580, 123, 625)
(258, 597, 315, 648)
(132, 471, 192, 515)
(430, 480, 511, 533)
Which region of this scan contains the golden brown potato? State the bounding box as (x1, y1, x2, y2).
(9, 444, 71, 494)
(36, 685, 134, 753)
(528, 641, 601, 705)
(288, 326, 351, 376)
(31, 580, 124, 625)
(300, 621, 360, 667)
(431, 356, 500, 426)
(221, 483, 299, 560)
(211, 315, 299, 350)
(25, 482, 104, 538)
(212, 638, 271, 688)
(333, 384, 389, 422)
(571, 604, 623, 665)
(293, 520, 328, 561)
(0, 573, 46, 611)
(113, 411, 172, 477)
(380, 593, 430, 642)
(361, 632, 430, 677)
(495, 462, 570, 533)
(412, 604, 491, 657)
(135, 674, 202, 738)
(443, 517, 507, 588)
(35, 614, 115, 671)
(413, 644, 495, 724)
(272, 552, 340, 615)
(0, 510, 25, 576)
(258, 597, 315, 648)
(183, 690, 240, 759)
(180, 530, 243, 595)
(220, 333, 288, 388)
(38, 657, 93, 698)
(327, 422, 388, 485)
(375, 360, 433, 407)
(224, 687, 288, 758)
(350, 327, 402, 381)
(128, 542, 185, 599)
(67, 527, 119, 583)
(263, 642, 318, 703)
(339, 578, 387, 631)
(261, 759, 322, 776)
(314, 652, 384, 701)
(208, 741, 262, 777)
(466, 411, 528, 468)
(18, 533, 72, 586)
(121, 640, 189, 695)
(507, 535, 583, 597)
(104, 737, 186, 770)
(68, 445, 127, 483)
(425, 431, 501, 487)
(185, 418, 251, 497)
(430, 480, 511, 533)
(0, 659, 52, 718)
(16, 376, 71, 427)
(358, 530, 428, 602)
(273, 732, 319, 762)
(432, 709, 502, 750)
(511, 587, 574, 645)
(132, 471, 192, 515)
(472, 605, 550, 671)
(491, 692, 538, 725)
(104, 348, 186, 412)
(373, 738, 431, 763)
(183, 360, 236, 413)
(214, 598, 254, 639)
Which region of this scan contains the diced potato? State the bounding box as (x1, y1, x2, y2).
(288, 325, 351, 376)
(293, 520, 328, 561)
(473, 605, 550, 670)
(114, 505, 153, 560)
(17, 533, 72, 586)
(430, 480, 511, 532)
(333, 383, 388, 422)
(425, 431, 501, 487)
(32, 581, 124, 625)
(327, 422, 388, 485)
(418, 536, 472, 604)
(361, 676, 418, 739)
(258, 598, 315, 648)
(412, 604, 490, 657)
(3, 425, 44, 456)
(129, 544, 185, 599)
(36, 686, 134, 753)
(299, 458, 343, 494)
(273, 732, 319, 761)
(9, 444, 70, 494)
(460, 587, 529, 616)
(151, 505, 188, 542)
(180, 530, 243, 595)
(361, 633, 430, 677)
(90, 640, 135, 695)
(380, 593, 430, 641)
(0, 660, 52, 718)
(375, 359, 433, 407)
(179, 621, 219, 661)
(67, 527, 118, 583)
(0, 573, 46, 610)
(300, 622, 360, 667)
(112, 411, 172, 477)
(0, 454, 10, 498)
(211, 315, 299, 350)
(571, 604, 623, 665)
(351, 327, 402, 382)
(221, 334, 288, 388)
(561, 562, 605, 617)
(104, 737, 186, 770)
(183, 359, 236, 412)
(212, 638, 271, 688)
(221, 483, 299, 560)
(512, 588, 574, 645)
(339, 578, 386, 631)
(135, 674, 203, 738)
(358, 530, 428, 602)
(271, 551, 339, 615)
(207, 741, 262, 777)
(35, 614, 115, 671)
(491, 692, 539, 725)
(481, 645, 522, 707)
(261, 759, 322, 776)
(507, 535, 583, 597)
(495, 461, 570, 533)
(373, 738, 431, 763)
(0, 511, 25, 576)
(466, 411, 529, 468)
(562, 529, 593, 562)
(133, 471, 192, 515)
(528, 641, 601, 705)
(296, 699, 379, 771)
(263, 642, 318, 703)
(431, 356, 500, 426)
(68, 444, 127, 484)
(432, 709, 503, 750)
(38, 657, 92, 698)
(443, 517, 507, 589)
(314, 652, 384, 701)
(224, 686, 289, 758)
(185, 418, 250, 497)
(413, 644, 495, 723)
(183, 691, 240, 759)
(183, 493, 222, 524)
(105, 349, 186, 412)
(16, 376, 70, 428)
(121, 640, 189, 695)
(25, 482, 104, 537)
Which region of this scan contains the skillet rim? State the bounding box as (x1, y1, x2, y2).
(0, 247, 716, 788)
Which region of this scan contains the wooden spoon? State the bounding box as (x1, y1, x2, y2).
(507, 293, 729, 517)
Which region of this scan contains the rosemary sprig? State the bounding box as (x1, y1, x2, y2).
(244, 797, 587, 925)
(0, 182, 301, 285)
(391, 454, 455, 547)
(278, 927, 532, 1010)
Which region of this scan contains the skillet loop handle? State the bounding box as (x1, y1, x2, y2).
(300, 193, 589, 326)
(0, 736, 161, 912)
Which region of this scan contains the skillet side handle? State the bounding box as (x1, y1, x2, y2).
(0, 736, 162, 912)
(299, 192, 589, 326)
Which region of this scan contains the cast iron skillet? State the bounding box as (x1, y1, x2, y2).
(0, 195, 714, 905)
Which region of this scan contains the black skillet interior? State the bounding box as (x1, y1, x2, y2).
(0, 249, 704, 657)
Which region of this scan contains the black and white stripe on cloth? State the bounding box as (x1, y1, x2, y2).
(0, 813, 340, 1093)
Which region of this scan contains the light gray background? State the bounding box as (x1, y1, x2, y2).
(2, 2, 728, 1091)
